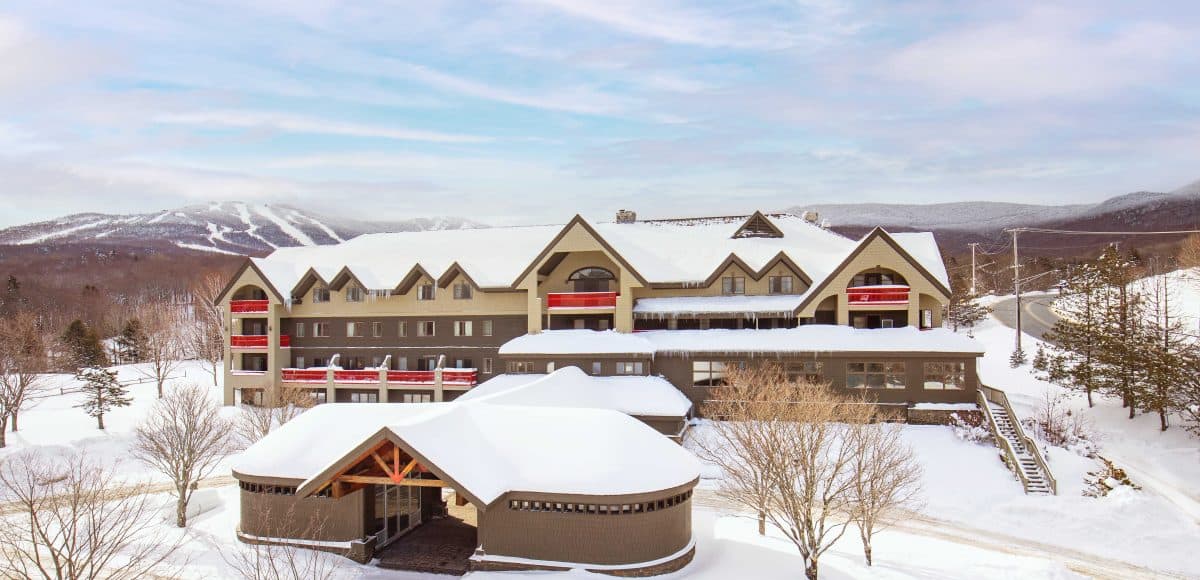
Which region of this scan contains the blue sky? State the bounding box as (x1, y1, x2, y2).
(1, 0, 1197, 227)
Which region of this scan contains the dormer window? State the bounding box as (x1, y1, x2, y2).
(417, 283, 435, 301)
(768, 276, 794, 295)
(722, 276, 745, 295)
(453, 282, 473, 300)
(345, 286, 365, 302)
(312, 286, 330, 303)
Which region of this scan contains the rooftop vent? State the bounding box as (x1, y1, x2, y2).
(615, 209, 637, 224)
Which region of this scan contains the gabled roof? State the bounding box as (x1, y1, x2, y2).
(232, 401, 701, 506)
(731, 211, 784, 239)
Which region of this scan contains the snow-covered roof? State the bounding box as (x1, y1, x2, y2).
(499, 327, 984, 356)
(232, 401, 700, 504)
(499, 329, 655, 355)
(459, 367, 693, 417)
(633, 294, 807, 317)
(641, 327, 984, 355)
(240, 213, 949, 300)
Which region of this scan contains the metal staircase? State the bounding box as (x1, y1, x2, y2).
(978, 385, 1056, 495)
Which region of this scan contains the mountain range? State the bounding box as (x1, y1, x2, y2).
(0, 202, 480, 256)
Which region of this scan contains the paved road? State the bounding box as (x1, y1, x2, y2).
(992, 294, 1061, 344)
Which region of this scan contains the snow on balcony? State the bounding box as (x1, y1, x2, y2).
(546, 292, 617, 309)
(846, 285, 910, 305)
(231, 300, 270, 313)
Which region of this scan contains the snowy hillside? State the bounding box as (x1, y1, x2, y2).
(0, 202, 482, 255)
(797, 178, 1200, 232)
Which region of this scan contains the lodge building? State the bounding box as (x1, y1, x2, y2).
(219, 210, 986, 573)
(217, 210, 982, 411)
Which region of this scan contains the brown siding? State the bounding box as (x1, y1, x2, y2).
(478, 481, 695, 566)
(239, 487, 369, 542)
(653, 352, 980, 411)
(497, 354, 653, 377)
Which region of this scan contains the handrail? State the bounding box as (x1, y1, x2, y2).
(979, 384, 1057, 495)
(977, 389, 1033, 492)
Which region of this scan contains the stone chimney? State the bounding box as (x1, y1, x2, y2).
(615, 209, 637, 224)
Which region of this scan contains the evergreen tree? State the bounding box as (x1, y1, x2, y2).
(1131, 263, 1195, 431)
(1008, 347, 1027, 368)
(60, 319, 108, 370)
(945, 273, 991, 334)
(1093, 247, 1145, 419)
(115, 318, 147, 363)
(1041, 261, 1107, 407)
(74, 367, 130, 430)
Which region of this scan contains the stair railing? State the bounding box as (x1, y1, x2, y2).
(979, 385, 1057, 495)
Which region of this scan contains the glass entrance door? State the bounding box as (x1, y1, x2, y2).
(374, 484, 423, 547)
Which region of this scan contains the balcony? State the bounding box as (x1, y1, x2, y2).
(281, 369, 328, 383)
(230, 335, 289, 348)
(333, 370, 380, 383)
(280, 368, 480, 387)
(231, 300, 270, 313)
(846, 285, 910, 305)
(546, 291, 618, 309)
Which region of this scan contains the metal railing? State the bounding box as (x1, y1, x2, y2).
(978, 384, 1057, 495)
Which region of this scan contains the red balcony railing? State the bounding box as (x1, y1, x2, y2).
(231, 300, 269, 313)
(281, 369, 327, 383)
(279, 335, 291, 348)
(334, 370, 380, 383)
(846, 285, 910, 305)
(442, 369, 478, 386)
(546, 291, 618, 309)
(230, 335, 269, 348)
(386, 370, 436, 384)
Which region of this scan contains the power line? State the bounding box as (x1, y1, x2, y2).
(1007, 227, 1200, 236)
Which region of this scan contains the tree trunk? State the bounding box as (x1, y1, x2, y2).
(211, 361, 219, 386)
(1085, 387, 1093, 408)
(805, 555, 819, 580)
(176, 495, 188, 528)
(860, 526, 873, 566)
(157, 377, 164, 399)
(864, 544, 873, 566)
(8, 410, 17, 432)
(758, 511, 766, 535)
(0, 417, 7, 448)
(98, 412, 105, 430)
(1160, 407, 1169, 432)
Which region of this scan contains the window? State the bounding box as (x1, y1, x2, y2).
(483, 358, 493, 374)
(598, 319, 610, 331)
(417, 321, 435, 337)
(403, 393, 432, 403)
(481, 320, 493, 337)
(615, 361, 643, 375)
(786, 361, 824, 383)
(294, 323, 305, 338)
(769, 275, 794, 294)
(345, 286, 365, 302)
(507, 361, 535, 374)
(396, 357, 408, 371)
(398, 321, 408, 337)
(847, 362, 906, 389)
(592, 362, 602, 375)
(349, 392, 378, 403)
(924, 362, 966, 390)
(371, 321, 383, 338)
(568, 267, 615, 293)
(312, 287, 330, 303)
(310, 390, 327, 404)
(312, 357, 325, 367)
(454, 321, 473, 337)
(453, 358, 472, 369)
(721, 276, 745, 295)
(453, 283, 473, 300)
(692, 360, 745, 386)
(294, 356, 305, 368)
(313, 322, 330, 337)
(347, 322, 365, 338)
(417, 283, 435, 300)
(372, 356, 383, 368)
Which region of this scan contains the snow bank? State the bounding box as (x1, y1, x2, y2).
(460, 367, 693, 417)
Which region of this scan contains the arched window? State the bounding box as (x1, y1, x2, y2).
(567, 267, 615, 293)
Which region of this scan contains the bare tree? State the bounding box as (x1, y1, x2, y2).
(1178, 233, 1200, 270)
(135, 303, 186, 398)
(695, 367, 876, 580)
(223, 505, 347, 580)
(0, 451, 181, 579)
(189, 272, 226, 386)
(846, 421, 923, 566)
(133, 384, 235, 528)
(0, 312, 50, 447)
(233, 387, 316, 449)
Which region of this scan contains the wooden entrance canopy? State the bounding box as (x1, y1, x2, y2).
(315, 440, 449, 499)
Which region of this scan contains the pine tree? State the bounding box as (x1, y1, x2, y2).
(945, 273, 991, 334)
(115, 318, 147, 363)
(1093, 247, 1145, 419)
(1132, 262, 1195, 431)
(74, 367, 130, 430)
(1008, 347, 1026, 368)
(1042, 260, 1107, 407)
(60, 319, 108, 370)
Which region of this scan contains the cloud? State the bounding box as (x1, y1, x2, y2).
(882, 6, 1187, 102)
(0, 15, 111, 96)
(153, 110, 492, 143)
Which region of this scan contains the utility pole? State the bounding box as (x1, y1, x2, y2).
(968, 242, 980, 296)
(1011, 229, 1022, 356)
